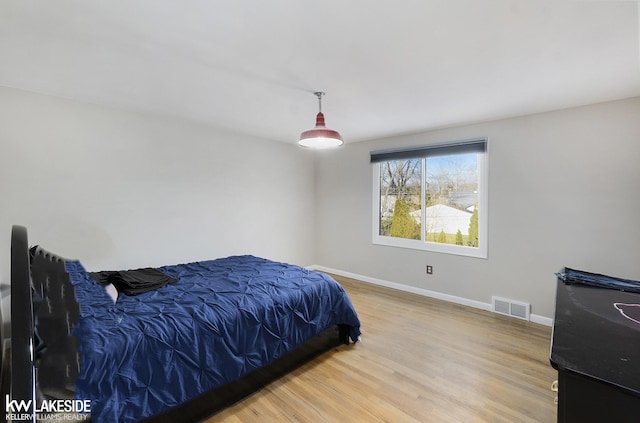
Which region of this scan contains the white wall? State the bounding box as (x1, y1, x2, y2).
(0, 86, 318, 330)
(315, 97, 640, 320)
(2, 86, 639, 328)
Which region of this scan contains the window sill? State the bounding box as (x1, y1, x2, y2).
(372, 235, 488, 259)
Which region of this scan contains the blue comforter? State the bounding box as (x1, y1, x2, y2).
(65, 255, 361, 422)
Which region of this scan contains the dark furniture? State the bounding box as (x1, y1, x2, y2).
(550, 273, 640, 423)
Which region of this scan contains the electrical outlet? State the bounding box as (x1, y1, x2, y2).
(426, 265, 433, 275)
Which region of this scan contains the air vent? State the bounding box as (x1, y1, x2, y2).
(492, 296, 530, 321)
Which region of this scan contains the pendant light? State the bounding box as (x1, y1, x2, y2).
(298, 91, 343, 148)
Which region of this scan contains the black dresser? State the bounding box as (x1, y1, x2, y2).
(550, 271, 640, 422)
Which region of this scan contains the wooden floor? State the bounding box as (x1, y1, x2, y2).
(206, 274, 558, 423)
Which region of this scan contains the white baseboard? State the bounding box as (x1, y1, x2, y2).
(309, 265, 553, 327)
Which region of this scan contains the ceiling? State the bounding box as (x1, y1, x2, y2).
(1, 0, 639, 145)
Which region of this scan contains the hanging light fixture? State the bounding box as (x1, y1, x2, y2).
(298, 91, 343, 148)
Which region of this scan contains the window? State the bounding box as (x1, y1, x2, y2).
(371, 138, 488, 258)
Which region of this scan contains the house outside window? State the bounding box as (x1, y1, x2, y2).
(371, 138, 488, 258)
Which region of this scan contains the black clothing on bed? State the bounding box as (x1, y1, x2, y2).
(90, 268, 177, 296)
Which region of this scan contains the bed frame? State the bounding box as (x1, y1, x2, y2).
(9, 225, 349, 422)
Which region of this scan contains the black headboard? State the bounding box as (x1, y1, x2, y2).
(10, 225, 80, 422)
(10, 225, 36, 421)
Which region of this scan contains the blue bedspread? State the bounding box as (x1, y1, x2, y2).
(65, 255, 361, 423)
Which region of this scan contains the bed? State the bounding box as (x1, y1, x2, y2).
(9, 225, 361, 422)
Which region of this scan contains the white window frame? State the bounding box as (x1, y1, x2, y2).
(371, 139, 489, 259)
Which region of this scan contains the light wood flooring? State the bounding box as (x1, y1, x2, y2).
(207, 274, 558, 422)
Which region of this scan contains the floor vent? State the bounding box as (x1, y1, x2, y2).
(492, 296, 530, 321)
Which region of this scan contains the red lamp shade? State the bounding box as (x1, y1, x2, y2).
(298, 92, 344, 149)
